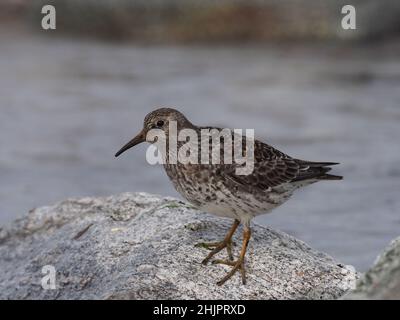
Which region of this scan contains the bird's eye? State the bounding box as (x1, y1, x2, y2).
(156, 120, 164, 128)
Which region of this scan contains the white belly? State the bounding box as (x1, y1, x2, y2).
(197, 189, 282, 226)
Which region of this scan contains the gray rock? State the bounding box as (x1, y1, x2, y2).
(344, 237, 400, 300)
(0, 192, 356, 299)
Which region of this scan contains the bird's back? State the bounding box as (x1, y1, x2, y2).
(162, 130, 342, 222)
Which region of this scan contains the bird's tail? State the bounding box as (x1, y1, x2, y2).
(292, 160, 343, 182)
(318, 173, 343, 180)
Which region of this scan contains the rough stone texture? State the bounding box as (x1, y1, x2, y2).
(344, 237, 400, 300)
(0, 192, 356, 300)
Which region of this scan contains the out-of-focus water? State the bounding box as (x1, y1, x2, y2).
(1, 32, 400, 271)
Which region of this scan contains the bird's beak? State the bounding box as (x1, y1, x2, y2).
(115, 129, 146, 157)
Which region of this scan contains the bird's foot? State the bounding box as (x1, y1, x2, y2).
(212, 258, 246, 286)
(196, 239, 235, 263)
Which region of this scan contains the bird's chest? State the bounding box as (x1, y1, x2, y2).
(163, 163, 282, 218)
(163, 163, 218, 205)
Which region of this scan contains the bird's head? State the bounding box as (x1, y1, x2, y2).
(115, 107, 192, 157)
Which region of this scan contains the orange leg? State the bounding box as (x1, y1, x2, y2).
(196, 219, 240, 263)
(212, 226, 251, 286)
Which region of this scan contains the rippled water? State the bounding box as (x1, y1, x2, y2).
(1, 32, 400, 270)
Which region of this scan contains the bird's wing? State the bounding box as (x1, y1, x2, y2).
(222, 140, 337, 191)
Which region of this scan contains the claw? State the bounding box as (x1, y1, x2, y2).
(198, 221, 251, 286)
(197, 240, 235, 260)
(211, 259, 236, 266)
(195, 241, 223, 250)
(215, 227, 251, 286)
(213, 258, 246, 286)
(197, 220, 240, 264)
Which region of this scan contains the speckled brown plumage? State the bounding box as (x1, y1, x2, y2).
(115, 107, 342, 285)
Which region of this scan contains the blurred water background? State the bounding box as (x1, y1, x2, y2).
(1, 0, 400, 270)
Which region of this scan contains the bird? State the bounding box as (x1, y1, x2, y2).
(115, 107, 342, 286)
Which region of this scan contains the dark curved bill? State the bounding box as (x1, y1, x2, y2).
(115, 130, 146, 157)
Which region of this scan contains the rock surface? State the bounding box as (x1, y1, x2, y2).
(0, 192, 356, 300)
(344, 237, 400, 300)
